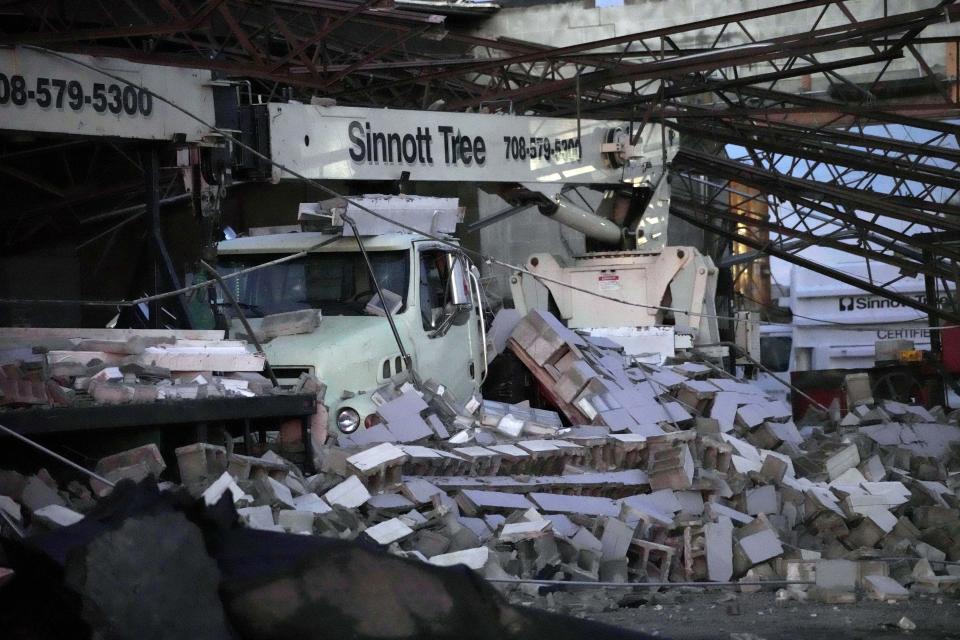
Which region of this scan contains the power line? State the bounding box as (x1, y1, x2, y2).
(735, 291, 955, 332)
(1, 46, 743, 326)
(0, 46, 948, 337)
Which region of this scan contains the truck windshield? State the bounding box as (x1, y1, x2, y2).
(216, 250, 409, 317)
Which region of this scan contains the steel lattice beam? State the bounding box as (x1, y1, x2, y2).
(3, 0, 960, 318)
(671, 198, 960, 324)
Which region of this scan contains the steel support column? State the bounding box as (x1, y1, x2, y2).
(144, 146, 192, 328)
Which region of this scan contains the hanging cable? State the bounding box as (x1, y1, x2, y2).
(3, 46, 762, 327)
(3, 46, 948, 337)
(0, 424, 116, 488)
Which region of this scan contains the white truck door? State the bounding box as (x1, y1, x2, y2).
(411, 242, 481, 402)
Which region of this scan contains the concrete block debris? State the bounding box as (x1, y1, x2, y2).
(0, 328, 326, 414)
(5, 309, 960, 609)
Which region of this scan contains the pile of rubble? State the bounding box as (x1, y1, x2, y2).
(2, 310, 960, 610)
(0, 328, 277, 408)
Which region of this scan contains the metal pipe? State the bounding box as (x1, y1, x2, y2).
(486, 577, 814, 589)
(468, 268, 489, 384)
(923, 246, 946, 408)
(81, 192, 193, 226)
(575, 72, 582, 161)
(342, 214, 417, 380)
(540, 200, 622, 245)
(874, 556, 960, 566)
(0, 508, 24, 539)
(0, 423, 116, 488)
(462, 202, 530, 234)
(200, 260, 279, 387)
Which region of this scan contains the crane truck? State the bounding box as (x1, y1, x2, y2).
(0, 46, 721, 439)
(213, 103, 721, 438)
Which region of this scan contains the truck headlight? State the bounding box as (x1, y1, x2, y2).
(336, 407, 361, 434)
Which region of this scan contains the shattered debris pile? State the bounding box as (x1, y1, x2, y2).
(0, 330, 275, 407)
(2, 310, 960, 610)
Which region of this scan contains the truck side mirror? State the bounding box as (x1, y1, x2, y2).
(430, 253, 473, 337)
(444, 252, 473, 327)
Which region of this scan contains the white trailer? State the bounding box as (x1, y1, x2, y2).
(787, 260, 935, 369)
(757, 260, 939, 399)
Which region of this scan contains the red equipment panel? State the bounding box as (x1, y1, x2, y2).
(940, 325, 960, 373)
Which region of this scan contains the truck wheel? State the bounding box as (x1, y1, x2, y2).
(871, 371, 923, 405)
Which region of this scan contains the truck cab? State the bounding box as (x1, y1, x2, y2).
(215, 230, 486, 436)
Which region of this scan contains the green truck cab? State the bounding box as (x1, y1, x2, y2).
(215, 230, 487, 437)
